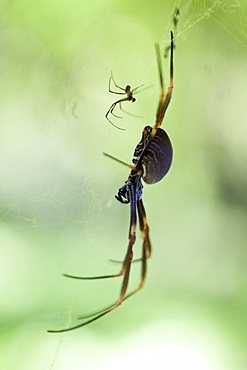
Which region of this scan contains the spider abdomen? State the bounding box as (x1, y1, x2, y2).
(137, 127, 173, 185)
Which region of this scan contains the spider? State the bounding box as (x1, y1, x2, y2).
(164, 8, 179, 58)
(48, 31, 174, 333)
(105, 72, 144, 130)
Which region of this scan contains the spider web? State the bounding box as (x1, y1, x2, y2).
(1, 0, 247, 369)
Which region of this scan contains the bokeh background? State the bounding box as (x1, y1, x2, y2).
(1, 0, 247, 369)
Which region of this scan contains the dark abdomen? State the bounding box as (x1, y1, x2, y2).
(142, 128, 173, 184)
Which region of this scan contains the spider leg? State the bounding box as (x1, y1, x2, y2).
(124, 198, 150, 295)
(75, 195, 151, 325)
(155, 31, 174, 132)
(105, 116, 125, 131)
(107, 200, 151, 309)
(106, 101, 122, 120)
(105, 97, 131, 130)
(131, 84, 145, 93)
(105, 101, 125, 130)
(48, 181, 138, 333)
(109, 257, 142, 264)
(109, 97, 130, 117)
(78, 198, 151, 320)
(110, 110, 123, 119)
(109, 198, 150, 264)
(109, 72, 126, 94)
(76, 199, 151, 321)
(154, 43, 165, 129)
(119, 102, 143, 119)
(48, 238, 135, 332)
(63, 240, 132, 280)
(103, 152, 141, 173)
(137, 198, 151, 259)
(160, 31, 174, 121)
(108, 199, 150, 302)
(76, 285, 135, 320)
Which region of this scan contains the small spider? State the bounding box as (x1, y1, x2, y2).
(48, 31, 174, 333)
(164, 7, 179, 58)
(105, 72, 144, 130)
(172, 7, 180, 28)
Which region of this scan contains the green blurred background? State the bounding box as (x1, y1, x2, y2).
(1, 0, 247, 369)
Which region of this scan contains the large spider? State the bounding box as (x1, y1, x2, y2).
(48, 31, 174, 333)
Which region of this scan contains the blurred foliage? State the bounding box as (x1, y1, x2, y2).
(0, 0, 247, 369)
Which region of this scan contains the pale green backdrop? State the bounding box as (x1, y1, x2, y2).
(1, 0, 247, 369)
